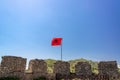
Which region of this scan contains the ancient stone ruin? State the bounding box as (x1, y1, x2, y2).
(0, 56, 120, 80)
(75, 62, 92, 75)
(53, 61, 70, 75)
(98, 61, 119, 80)
(98, 61, 118, 75)
(28, 59, 47, 79)
(0, 56, 26, 79)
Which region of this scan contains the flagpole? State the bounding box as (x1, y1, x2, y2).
(61, 42, 62, 61)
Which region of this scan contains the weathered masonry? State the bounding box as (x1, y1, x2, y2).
(0, 56, 120, 80)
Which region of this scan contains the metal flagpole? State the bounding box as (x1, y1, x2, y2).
(61, 42, 62, 61)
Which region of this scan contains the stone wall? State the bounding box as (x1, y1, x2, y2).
(75, 62, 92, 75)
(28, 59, 47, 79)
(0, 56, 120, 80)
(0, 56, 26, 78)
(98, 61, 118, 75)
(53, 61, 70, 76)
(98, 61, 119, 80)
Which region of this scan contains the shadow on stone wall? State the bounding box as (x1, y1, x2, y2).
(0, 56, 120, 80)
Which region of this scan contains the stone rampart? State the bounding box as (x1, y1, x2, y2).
(0, 56, 120, 80)
(0, 56, 26, 79)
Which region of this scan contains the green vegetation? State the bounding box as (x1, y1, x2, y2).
(118, 68, 120, 73)
(45, 58, 99, 74)
(0, 77, 20, 80)
(45, 59, 56, 73)
(69, 58, 98, 74)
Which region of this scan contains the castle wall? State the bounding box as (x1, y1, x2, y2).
(28, 59, 47, 79)
(0, 56, 120, 80)
(0, 56, 26, 79)
(75, 62, 92, 75)
(53, 61, 70, 75)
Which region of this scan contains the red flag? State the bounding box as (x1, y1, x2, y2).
(51, 38, 62, 46)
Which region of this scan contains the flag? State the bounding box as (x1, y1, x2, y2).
(51, 38, 62, 46)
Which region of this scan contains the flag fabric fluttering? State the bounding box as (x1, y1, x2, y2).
(51, 38, 62, 46)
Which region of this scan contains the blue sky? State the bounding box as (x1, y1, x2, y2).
(0, 0, 120, 64)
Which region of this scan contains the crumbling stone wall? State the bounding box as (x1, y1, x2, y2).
(24, 72, 33, 80)
(47, 73, 56, 80)
(53, 61, 70, 76)
(98, 61, 118, 75)
(0, 56, 26, 78)
(75, 62, 92, 75)
(0, 56, 120, 80)
(28, 59, 47, 79)
(98, 61, 119, 80)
